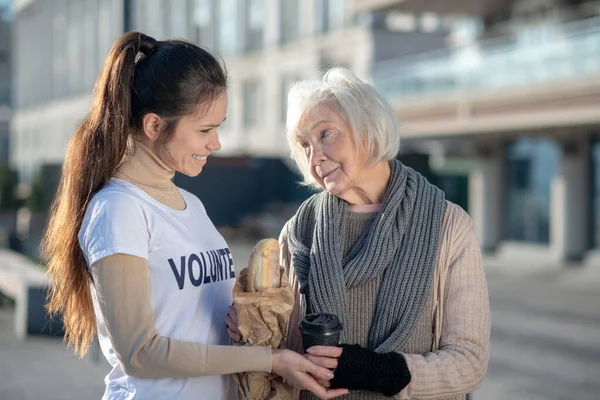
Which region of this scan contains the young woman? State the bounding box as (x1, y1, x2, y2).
(42, 32, 348, 400)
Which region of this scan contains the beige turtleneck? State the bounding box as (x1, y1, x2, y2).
(89, 140, 272, 379)
(114, 140, 185, 210)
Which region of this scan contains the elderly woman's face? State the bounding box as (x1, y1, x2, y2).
(296, 105, 368, 196)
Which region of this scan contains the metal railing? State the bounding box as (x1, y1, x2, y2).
(373, 17, 600, 100)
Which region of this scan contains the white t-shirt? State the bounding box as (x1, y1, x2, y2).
(79, 178, 236, 400)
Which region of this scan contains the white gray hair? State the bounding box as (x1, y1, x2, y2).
(286, 68, 401, 188)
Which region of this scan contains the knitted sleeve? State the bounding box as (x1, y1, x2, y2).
(91, 254, 272, 378)
(395, 203, 491, 400)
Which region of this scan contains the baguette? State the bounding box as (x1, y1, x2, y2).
(247, 238, 281, 293)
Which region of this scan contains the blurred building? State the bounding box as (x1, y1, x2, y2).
(10, 0, 600, 262)
(9, 0, 451, 226)
(362, 0, 600, 263)
(0, 7, 10, 163)
(11, 0, 129, 184)
(10, 0, 450, 174)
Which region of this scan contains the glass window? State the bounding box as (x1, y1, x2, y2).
(245, 0, 265, 52)
(316, 0, 346, 33)
(67, 0, 83, 94)
(385, 12, 417, 32)
(243, 81, 261, 127)
(328, 0, 346, 31)
(140, 0, 163, 38)
(280, 0, 299, 44)
(320, 58, 350, 71)
(36, 0, 53, 103)
(0, 15, 9, 106)
(53, 1, 68, 100)
(170, 0, 188, 38)
(82, 0, 98, 90)
(218, 0, 237, 56)
(194, 0, 214, 48)
(97, 0, 114, 68)
(0, 56, 8, 104)
(592, 140, 600, 248)
(12, 16, 20, 106)
(504, 138, 559, 244)
(420, 12, 440, 33)
(316, 0, 328, 33)
(161, 0, 172, 37)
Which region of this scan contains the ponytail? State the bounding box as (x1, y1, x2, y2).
(42, 32, 156, 357)
(43, 30, 226, 357)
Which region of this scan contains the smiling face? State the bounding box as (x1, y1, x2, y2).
(295, 104, 371, 197)
(156, 92, 228, 177)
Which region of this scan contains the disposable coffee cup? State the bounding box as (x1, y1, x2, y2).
(298, 313, 343, 352)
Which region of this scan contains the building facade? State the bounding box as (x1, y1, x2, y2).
(360, 0, 600, 263)
(12, 0, 598, 263)
(11, 0, 452, 183)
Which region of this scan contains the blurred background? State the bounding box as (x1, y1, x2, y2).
(0, 0, 599, 399)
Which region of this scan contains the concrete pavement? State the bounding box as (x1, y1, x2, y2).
(474, 262, 600, 400)
(0, 309, 108, 400)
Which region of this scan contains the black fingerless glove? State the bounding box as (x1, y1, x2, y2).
(330, 344, 411, 397)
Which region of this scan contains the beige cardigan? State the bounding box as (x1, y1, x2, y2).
(279, 201, 491, 399)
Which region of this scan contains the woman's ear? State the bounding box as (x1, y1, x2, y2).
(142, 113, 162, 141)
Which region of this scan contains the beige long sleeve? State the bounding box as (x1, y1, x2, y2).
(280, 202, 490, 400)
(91, 253, 272, 379)
(395, 204, 490, 399)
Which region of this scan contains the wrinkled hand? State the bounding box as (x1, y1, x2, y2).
(225, 304, 243, 343)
(304, 346, 343, 388)
(272, 349, 348, 400)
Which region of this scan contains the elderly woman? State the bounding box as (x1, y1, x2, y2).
(229, 68, 490, 400)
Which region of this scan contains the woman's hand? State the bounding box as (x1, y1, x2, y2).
(225, 304, 243, 343)
(304, 346, 343, 388)
(305, 345, 342, 369)
(272, 349, 348, 400)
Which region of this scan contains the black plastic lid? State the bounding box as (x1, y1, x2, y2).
(299, 313, 342, 333)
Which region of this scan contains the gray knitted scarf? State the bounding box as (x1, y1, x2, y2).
(288, 160, 446, 353)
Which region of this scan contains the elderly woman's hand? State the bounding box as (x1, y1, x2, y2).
(308, 344, 412, 397)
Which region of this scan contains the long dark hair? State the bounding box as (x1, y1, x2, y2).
(42, 32, 228, 357)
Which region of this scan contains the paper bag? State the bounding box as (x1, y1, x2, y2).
(232, 268, 295, 400)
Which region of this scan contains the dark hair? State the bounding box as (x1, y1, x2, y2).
(42, 32, 228, 357)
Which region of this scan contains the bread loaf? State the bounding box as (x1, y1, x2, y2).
(247, 238, 281, 293)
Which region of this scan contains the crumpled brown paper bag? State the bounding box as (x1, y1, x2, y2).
(232, 267, 296, 400)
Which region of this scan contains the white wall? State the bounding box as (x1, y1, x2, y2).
(469, 142, 505, 252)
(551, 137, 591, 261)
